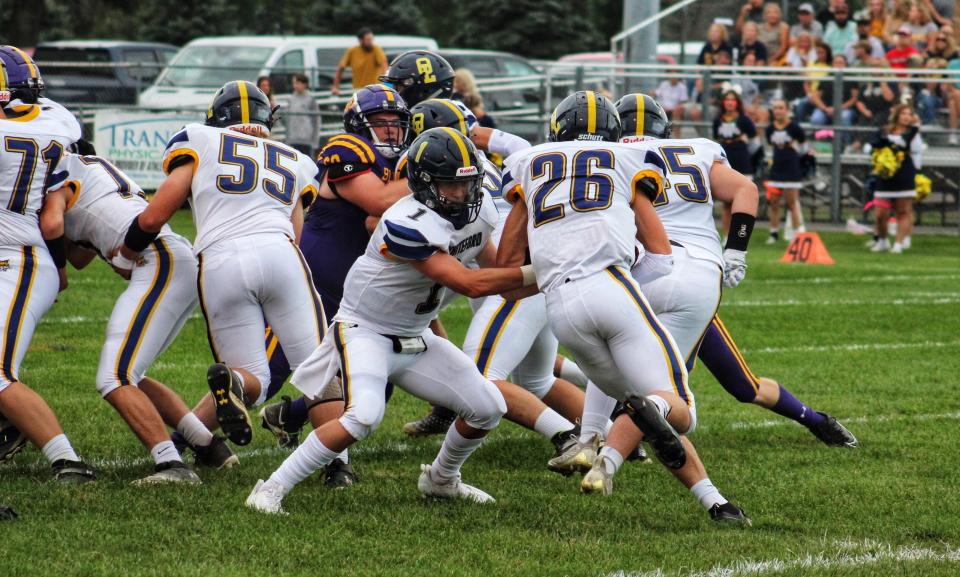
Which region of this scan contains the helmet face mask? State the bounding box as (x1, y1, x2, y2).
(379, 51, 455, 107)
(0, 45, 45, 106)
(548, 91, 622, 143)
(206, 81, 275, 134)
(344, 85, 411, 158)
(406, 128, 485, 229)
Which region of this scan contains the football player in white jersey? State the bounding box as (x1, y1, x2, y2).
(0, 46, 96, 483)
(498, 91, 751, 524)
(399, 99, 591, 465)
(113, 81, 326, 449)
(246, 128, 535, 513)
(41, 147, 236, 483)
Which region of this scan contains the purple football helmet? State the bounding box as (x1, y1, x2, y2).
(343, 84, 410, 158)
(0, 46, 44, 105)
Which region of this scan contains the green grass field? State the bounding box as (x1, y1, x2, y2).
(3, 211, 959, 577)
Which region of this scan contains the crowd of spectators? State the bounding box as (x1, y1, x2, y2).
(676, 0, 960, 147)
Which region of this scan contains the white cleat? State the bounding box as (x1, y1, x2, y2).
(417, 464, 495, 504)
(245, 479, 289, 515)
(547, 436, 599, 476)
(132, 461, 201, 486)
(890, 242, 904, 254)
(580, 455, 613, 496)
(871, 239, 889, 252)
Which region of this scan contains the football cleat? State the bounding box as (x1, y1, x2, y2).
(132, 461, 202, 486)
(207, 363, 253, 446)
(626, 443, 650, 463)
(807, 412, 859, 448)
(402, 406, 455, 437)
(623, 396, 686, 469)
(0, 505, 17, 521)
(417, 464, 494, 504)
(580, 454, 613, 496)
(323, 458, 357, 489)
(245, 479, 289, 515)
(0, 414, 27, 463)
(190, 435, 239, 469)
(547, 431, 597, 476)
(51, 459, 97, 484)
(709, 502, 753, 526)
(259, 396, 302, 449)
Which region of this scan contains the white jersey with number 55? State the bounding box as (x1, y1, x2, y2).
(624, 138, 728, 267)
(502, 140, 666, 292)
(162, 123, 321, 254)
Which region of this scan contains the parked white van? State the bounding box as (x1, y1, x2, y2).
(138, 35, 438, 110)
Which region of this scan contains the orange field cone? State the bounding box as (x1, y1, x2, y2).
(779, 232, 835, 265)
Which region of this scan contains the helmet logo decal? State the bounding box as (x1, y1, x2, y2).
(416, 58, 437, 83)
(456, 166, 479, 176)
(412, 112, 425, 135)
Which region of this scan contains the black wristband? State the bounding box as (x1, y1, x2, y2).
(123, 216, 160, 254)
(725, 212, 756, 252)
(45, 235, 67, 269)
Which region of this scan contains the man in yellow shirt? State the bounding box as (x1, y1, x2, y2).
(332, 28, 388, 95)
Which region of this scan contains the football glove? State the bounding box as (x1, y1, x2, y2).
(631, 251, 673, 285)
(722, 249, 747, 288)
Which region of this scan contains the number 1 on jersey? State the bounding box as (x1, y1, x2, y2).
(4, 137, 63, 215)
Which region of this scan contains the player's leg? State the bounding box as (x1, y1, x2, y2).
(766, 186, 782, 243)
(873, 200, 891, 251)
(247, 323, 393, 513)
(0, 246, 94, 482)
(785, 187, 803, 232)
(392, 333, 506, 503)
(401, 318, 459, 437)
(891, 197, 911, 252)
(699, 315, 857, 447)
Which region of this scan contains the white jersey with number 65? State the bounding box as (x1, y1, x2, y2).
(502, 140, 666, 292)
(162, 123, 321, 254)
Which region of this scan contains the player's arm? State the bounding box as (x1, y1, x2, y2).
(410, 252, 533, 299)
(39, 186, 72, 291)
(118, 161, 192, 261)
(470, 127, 531, 158)
(65, 239, 97, 270)
(631, 173, 674, 285)
(333, 173, 410, 216)
(496, 200, 529, 267)
(291, 198, 305, 245)
(710, 162, 758, 288)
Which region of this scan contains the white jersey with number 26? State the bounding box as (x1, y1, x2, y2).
(502, 140, 666, 292)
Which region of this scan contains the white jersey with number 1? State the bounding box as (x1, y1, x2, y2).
(502, 140, 666, 292)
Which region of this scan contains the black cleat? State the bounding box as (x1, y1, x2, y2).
(626, 443, 649, 463)
(550, 424, 580, 455)
(323, 458, 357, 489)
(624, 396, 686, 469)
(51, 459, 97, 484)
(807, 412, 859, 448)
(0, 415, 27, 463)
(259, 396, 302, 449)
(402, 406, 456, 437)
(709, 502, 752, 526)
(0, 505, 17, 521)
(191, 435, 239, 469)
(208, 363, 252, 446)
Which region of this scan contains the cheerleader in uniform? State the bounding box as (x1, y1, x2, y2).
(713, 90, 760, 236)
(868, 104, 922, 253)
(764, 99, 806, 244)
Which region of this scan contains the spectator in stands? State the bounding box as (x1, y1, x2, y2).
(824, 4, 858, 57)
(868, 103, 922, 253)
(926, 29, 959, 59)
(817, 0, 847, 27)
(920, 0, 955, 27)
(916, 58, 959, 142)
(885, 0, 912, 43)
(765, 99, 807, 244)
(855, 0, 891, 44)
(738, 51, 771, 124)
(285, 73, 319, 158)
(698, 23, 733, 66)
(257, 76, 277, 108)
(678, 50, 734, 131)
(452, 68, 478, 102)
(805, 55, 860, 136)
(758, 3, 791, 65)
(738, 21, 769, 65)
(713, 90, 760, 235)
(460, 92, 496, 129)
(887, 26, 921, 70)
(331, 27, 388, 95)
(655, 72, 689, 120)
(786, 32, 818, 69)
(736, 0, 767, 37)
(845, 18, 888, 64)
(857, 66, 900, 128)
(903, 2, 939, 51)
(948, 54, 960, 143)
(791, 4, 825, 42)
(788, 41, 832, 107)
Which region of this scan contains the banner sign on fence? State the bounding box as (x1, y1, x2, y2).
(93, 110, 203, 190)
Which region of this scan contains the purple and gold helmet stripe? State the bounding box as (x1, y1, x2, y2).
(236, 81, 250, 125)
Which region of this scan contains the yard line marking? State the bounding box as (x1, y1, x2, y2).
(751, 273, 960, 285)
(723, 296, 960, 307)
(729, 411, 960, 430)
(607, 539, 960, 577)
(42, 313, 204, 325)
(743, 340, 960, 355)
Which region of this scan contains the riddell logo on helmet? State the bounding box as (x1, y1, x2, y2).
(0, 91, 9, 102)
(456, 166, 479, 176)
(620, 136, 644, 143)
(576, 134, 604, 141)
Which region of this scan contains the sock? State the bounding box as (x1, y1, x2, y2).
(150, 440, 182, 465)
(771, 384, 825, 427)
(690, 478, 728, 509)
(598, 446, 624, 475)
(41, 434, 80, 464)
(269, 431, 339, 490)
(580, 381, 617, 444)
(177, 413, 214, 447)
(648, 394, 671, 419)
(770, 229, 779, 239)
(533, 408, 574, 440)
(431, 425, 485, 482)
(872, 234, 879, 242)
(558, 357, 588, 388)
(336, 450, 349, 465)
(287, 396, 310, 430)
